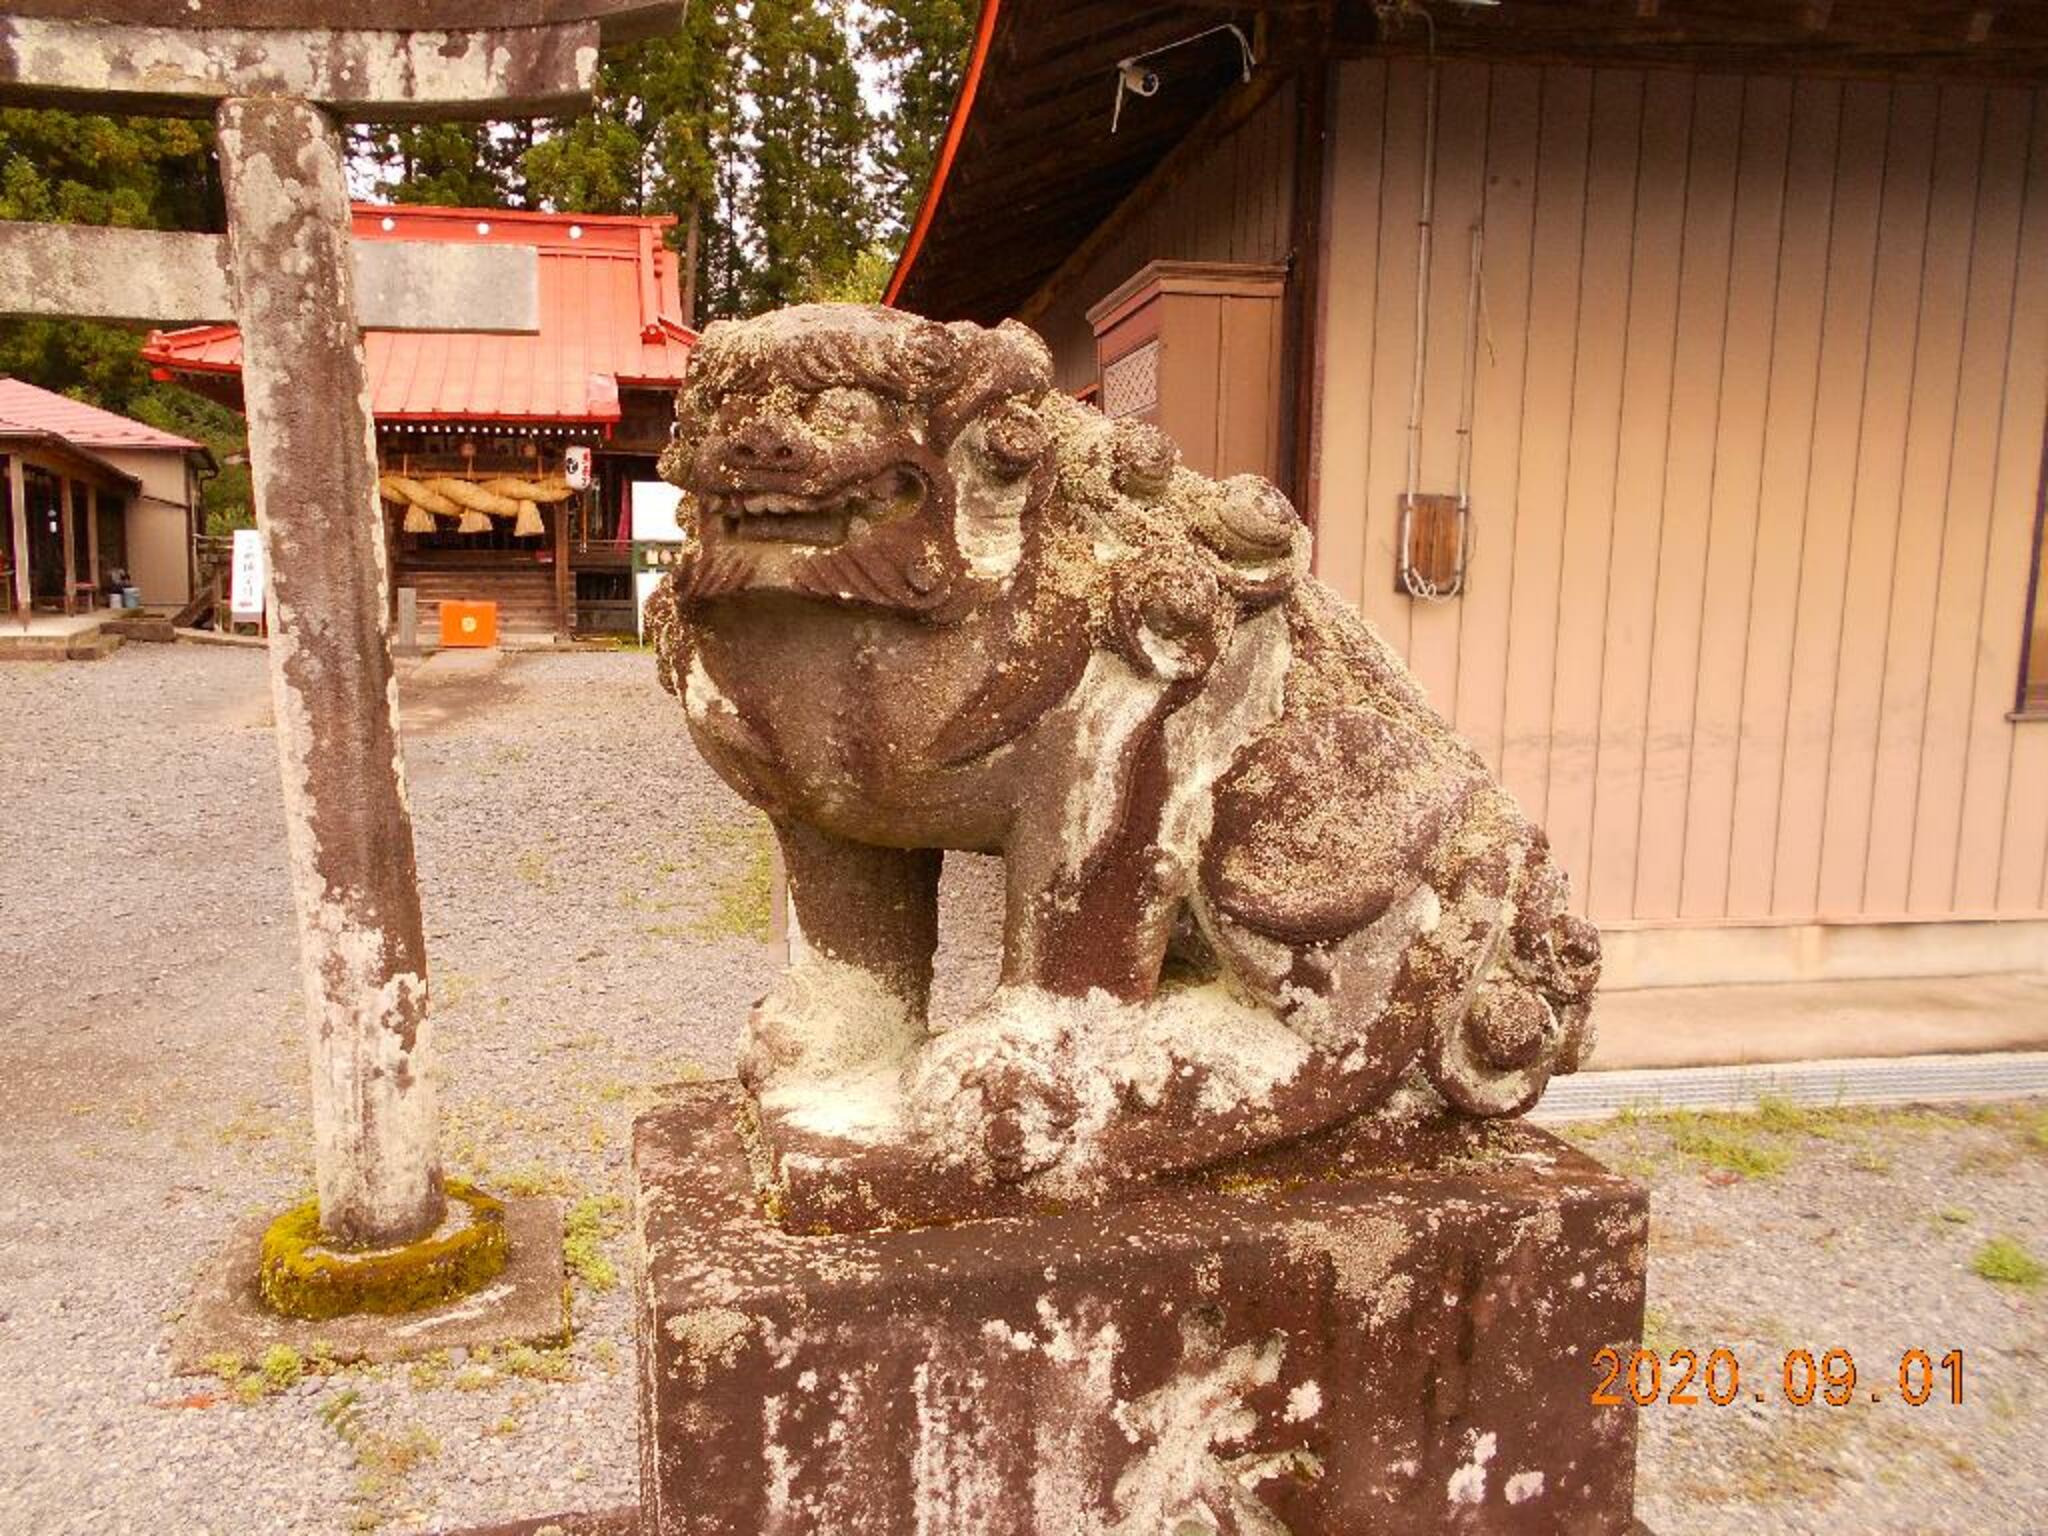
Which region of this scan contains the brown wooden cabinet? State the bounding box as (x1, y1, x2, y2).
(1086, 260, 1287, 484)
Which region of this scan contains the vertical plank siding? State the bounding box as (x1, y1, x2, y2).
(1316, 58, 2048, 924)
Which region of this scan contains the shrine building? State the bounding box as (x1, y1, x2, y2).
(144, 202, 697, 642)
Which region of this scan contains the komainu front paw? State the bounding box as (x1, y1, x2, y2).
(739, 958, 923, 1095)
(905, 994, 1086, 1184)
(1422, 840, 1603, 1116)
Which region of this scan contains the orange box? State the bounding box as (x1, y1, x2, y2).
(439, 600, 498, 648)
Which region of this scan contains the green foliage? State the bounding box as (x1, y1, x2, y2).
(0, 108, 217, 229)
(1971, 1236, 2044, 1288)
(564, 1193, 627, 1291)
(862, 0, 975, 236)
(742, 0, 877, 310)
(807, 243, 900, 305)
(352, 122, 533, 209)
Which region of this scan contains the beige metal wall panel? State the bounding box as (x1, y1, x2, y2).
(1315, 58, 2048, 925)
(1452, 62, 1543, 784)
(1723, 76, 1844, 920)
(124, 495, 190, 605)
(1587, 70, 1697, 923)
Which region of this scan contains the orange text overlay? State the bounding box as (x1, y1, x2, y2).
(1592, 1347, 1964, 1409)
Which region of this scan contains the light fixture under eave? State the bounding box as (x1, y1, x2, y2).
(1111, 22, 1256, 133)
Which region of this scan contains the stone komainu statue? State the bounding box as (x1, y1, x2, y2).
(647, 304, 1599, 1207)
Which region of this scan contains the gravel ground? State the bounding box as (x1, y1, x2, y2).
(0, 644, 2041, 1534)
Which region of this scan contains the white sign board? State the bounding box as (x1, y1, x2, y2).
(631, 479, 684, 540)
(632, 481, 686, 640)
(229, 527, 266, 620)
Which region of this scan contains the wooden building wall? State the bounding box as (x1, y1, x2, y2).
(1315, 57, 2048, 930)
(1023, 79, 1297, 391)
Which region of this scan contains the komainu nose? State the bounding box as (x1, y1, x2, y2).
(727, 416, 810, 471)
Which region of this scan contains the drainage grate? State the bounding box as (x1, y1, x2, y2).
(1530, 1051, 2048, 1123)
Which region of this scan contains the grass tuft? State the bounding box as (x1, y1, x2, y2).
(1971, 1236, 2044, 1288)
(564, 1193, 628, 1291)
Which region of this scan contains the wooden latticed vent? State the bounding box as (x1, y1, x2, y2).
(1397, 492, 1470, 599)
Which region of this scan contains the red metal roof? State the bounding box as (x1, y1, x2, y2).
(0, 376, 203, 452)
(142, 203, 697, 426)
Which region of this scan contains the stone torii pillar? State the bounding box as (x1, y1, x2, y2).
(0, 0, 681, 1252)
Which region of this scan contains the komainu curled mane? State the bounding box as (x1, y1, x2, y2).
(647, 303, 1599, 1225)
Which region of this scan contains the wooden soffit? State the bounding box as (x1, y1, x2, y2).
(889, 0, 2048, 326)
(888, 1, 1286, 325)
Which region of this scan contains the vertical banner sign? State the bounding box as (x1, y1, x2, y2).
(230, 526, 267, 620)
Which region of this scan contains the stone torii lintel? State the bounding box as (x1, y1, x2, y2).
(0, 2, 679, 121)
(0, 2, 677, 119)
(0, 223, 542, 332)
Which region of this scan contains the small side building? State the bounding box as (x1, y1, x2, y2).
(888, 0, 2048, 993)
(0, 378, 211, 614)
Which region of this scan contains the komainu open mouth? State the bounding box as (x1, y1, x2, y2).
(701, 469, 924, 548)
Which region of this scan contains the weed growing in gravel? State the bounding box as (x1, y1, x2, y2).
(1662, 1112, 1793, 1180)
(201, 1351, 243, 1384)
(201, 1346, 305, 1403)
(1936, 1205, 1973, 1225)
(1639, 1304, 1678, 1356)
(259, 1345, 303, 1392)
(514, 848, 554, 890)
(694, 817, 775, 941)
(497, 1344, 577, 1382)
(1971, 1236, 2045, 1287)
(565, 1193, 628, 1291)
(2019, 1104, 2048, 1152)
(324, 1385, 441, 1532)
(494, 1163, 573, 1198)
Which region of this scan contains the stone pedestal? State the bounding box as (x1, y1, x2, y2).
(634, 1082, 1646, 1535)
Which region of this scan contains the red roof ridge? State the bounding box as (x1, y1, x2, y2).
(143, 207, 696, 424)
(352, 201, 679, 233)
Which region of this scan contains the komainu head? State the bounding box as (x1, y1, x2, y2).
(661, 303, 1057, 617)
(658, 303, 1310, 630)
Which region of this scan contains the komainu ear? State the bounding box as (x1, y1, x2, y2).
(1107, 542, 1228, 682)
(931, 320, 1055, 448)
(978, 398, 1049, 480)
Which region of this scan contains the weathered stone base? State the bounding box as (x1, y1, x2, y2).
(635, 1082, 1647, 1535)
(170, 1197, 566, 1372)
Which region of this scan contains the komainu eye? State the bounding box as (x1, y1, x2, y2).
(807, 387, 884, 433)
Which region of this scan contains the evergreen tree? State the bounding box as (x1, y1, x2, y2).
(350, 122, 529, 208)
(521, 5, 745, 324)
(743, 0, 876, 311)
(862, 0, 972, 239)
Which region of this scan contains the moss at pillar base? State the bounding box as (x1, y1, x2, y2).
(257, 1180, 510, 1321)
